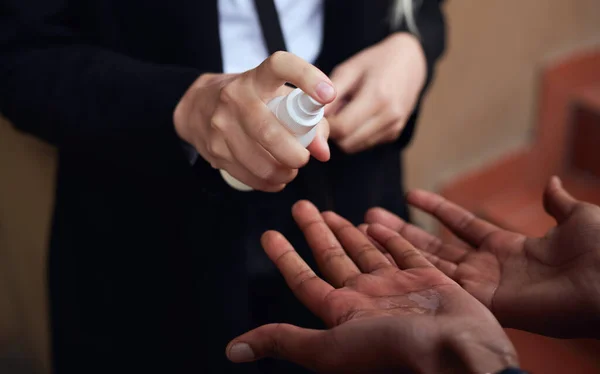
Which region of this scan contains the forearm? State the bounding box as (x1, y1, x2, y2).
(0, 45, 199, 146)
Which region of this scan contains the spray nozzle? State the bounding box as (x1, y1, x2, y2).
(297, 92, 324, 115)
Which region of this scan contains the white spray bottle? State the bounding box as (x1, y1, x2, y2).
(220, 88, 325, 191)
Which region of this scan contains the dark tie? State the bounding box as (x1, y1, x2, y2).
(252, 0, 288, 53)
(243, 0, 330, 280)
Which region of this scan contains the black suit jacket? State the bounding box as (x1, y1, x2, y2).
(0, 1, 446, 373)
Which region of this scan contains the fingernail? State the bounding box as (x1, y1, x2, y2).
(316, 82, 335, 102)
(228, 343, 255, 362)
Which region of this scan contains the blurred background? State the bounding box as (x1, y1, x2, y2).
(1, 1, 600, 373)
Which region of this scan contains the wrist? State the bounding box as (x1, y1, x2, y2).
(384, 31, 427, 88)
(173, 76, 198, 144)
(386, 32, 426, 63)
(386, 30, 421, 46)
(448, 329, 519, 374)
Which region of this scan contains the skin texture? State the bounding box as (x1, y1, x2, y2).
(327, 32, 427, 154)
(366, 176, 600, 339)
(174, 51, 335, 192)
(226, 201, 518, 373)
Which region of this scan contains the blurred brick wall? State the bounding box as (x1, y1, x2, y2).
(407, 0, 600, 230)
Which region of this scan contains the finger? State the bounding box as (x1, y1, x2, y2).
(329, 84, 381, 142)
(325, 97, 350, 119)
(367, 224, 434, 270)
(407, 190, 501, 248)
(337, 112, 397, 154)
(292, 201, 361, 287)
(358, 224, 384, 251)
(360, 120, 406, 151)
(254, 51, 336, 104)
(543, 176, 578, 224)
(421, 252, 459, 279)
(358, 224, 398, 267)
(326, 65, 358, 117)
(226, 323, 327, 372)
(261, 231, 334, 318)
(323, 212, 392, 273)
(365, 207, 438, 251)
(364, 207, 406, 232)
(357, 224, 384, 253)
(228, 322, 409, 373)
(225, 123, 298, 185)
(212, 107, 292, 187)
(306, 119, 331, 162)
(242, 101, 311, 169)
(365, 207, 471, 263)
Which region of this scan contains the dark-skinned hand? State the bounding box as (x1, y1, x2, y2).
(365, 176, 600, 339)
(226, 201, 518, 373)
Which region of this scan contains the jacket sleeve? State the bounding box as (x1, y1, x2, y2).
(0, 1, 201, 166)
(393, 0, 447, 148)
(403, 0, 447, 93)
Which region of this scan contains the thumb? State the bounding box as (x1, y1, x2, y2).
(543, 176, 578, 223)
(307, 118, 331, 162)
(226, 323, 328, 371)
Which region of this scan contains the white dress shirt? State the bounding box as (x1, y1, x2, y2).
(218, 0, 324, 74)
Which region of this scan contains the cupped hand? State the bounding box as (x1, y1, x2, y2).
(173, 52, 335, 192)
(226, 201, 517, 373)
(326, 32, 426, 154)
(365, 176, 600, 338)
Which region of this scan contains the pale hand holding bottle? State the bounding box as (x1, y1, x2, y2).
(221, 88, 326, 191)
(173, 51, 335, 193)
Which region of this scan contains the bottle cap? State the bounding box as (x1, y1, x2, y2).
(220, 169, 253, 191)
(298, 93, 324, 114)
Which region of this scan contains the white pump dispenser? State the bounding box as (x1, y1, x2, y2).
(220, 88, 325, 191)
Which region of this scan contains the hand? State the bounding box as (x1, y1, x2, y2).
(365, 176, 600, 338)
(326, 32, 426, 154)
(226, 201, 518, 373)
(173, 52, 335, 192)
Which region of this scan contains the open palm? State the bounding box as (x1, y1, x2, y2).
(227, 201, 516, 373)
(366, 177, 600, 338)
